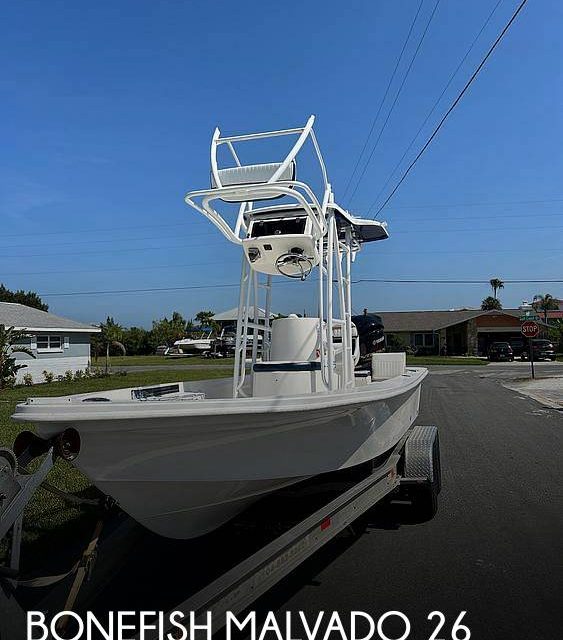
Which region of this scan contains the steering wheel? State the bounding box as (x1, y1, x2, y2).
(275, 252, 314, 280)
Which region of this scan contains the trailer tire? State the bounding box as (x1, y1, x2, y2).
(410, 478, 438, 521)
(0, 448, 17, 474)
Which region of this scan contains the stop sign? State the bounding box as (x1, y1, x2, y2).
(521, 321, 539, 338)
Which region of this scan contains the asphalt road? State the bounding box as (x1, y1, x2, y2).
(256, 368, 563, 640)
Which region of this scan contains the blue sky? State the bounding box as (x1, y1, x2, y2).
(2, 0, 561, 327)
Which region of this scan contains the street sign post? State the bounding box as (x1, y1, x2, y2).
(521, 321, 539, 379)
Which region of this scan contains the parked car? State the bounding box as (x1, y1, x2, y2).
(520, 339, 556, 361)
(488, 342, 514, 362)
(351, 313, 385, 358)
(508, 338, 526, 358)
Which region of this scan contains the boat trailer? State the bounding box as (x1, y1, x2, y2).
(0, 425, 440, 639)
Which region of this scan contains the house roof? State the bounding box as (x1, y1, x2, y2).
(0, 302, 101, 333)
(374, 308, 522, 332)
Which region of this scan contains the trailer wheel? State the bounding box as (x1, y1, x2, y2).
(0, 448, 17, 474)
(410, 477, 438, 521)
(401, 426, 441, 521)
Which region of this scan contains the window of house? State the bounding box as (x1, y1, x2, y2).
(414, 333, 435, 347)
(36, 335, 63, 352)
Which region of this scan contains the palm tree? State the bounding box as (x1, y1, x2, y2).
(481, 296, 502, 311)
(532, 293, 558, 324)
(0, 324, 36, 389)
(489, 278, 504, 300)
(195, 310, 219, 334)
(99, 317, 126, 373)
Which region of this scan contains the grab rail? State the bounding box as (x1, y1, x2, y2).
(185, 181, 327, 244)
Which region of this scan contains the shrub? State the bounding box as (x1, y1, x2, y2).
(56, 375, 64, 382)
(23, 373, 33, 386)
(0, 325, 36, 389)
(43, 370, 54, 383)
(64, 370, 74, 382)
(74, 369, 84, 380)
(385, 333, 410, 353)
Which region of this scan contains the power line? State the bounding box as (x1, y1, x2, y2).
(355, 278, 563, 284)
(347, 0, 442, 206)
(0, 260, 237, 277)
(4, 196, 563, 243)
(0, 240, 239, 260)
(2, 221, 209, 240)
(392, 224, 563, 234)
(393, 197, 563, 209)
(40, 277, 563, 298)
(1, 230, 217, 251)
(370, 0, 503, 214)
(392, 211, 563, 221)
(0, 217, 561, 277)
(1, 233, 561, 263)
(41, 284, 242, 297)
(342, 0, 425, 199)
(373, 0, 529, 219)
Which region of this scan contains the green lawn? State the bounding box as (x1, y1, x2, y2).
(0, 369, 227, 568)
(406, 355, 488, 366)
(102, 354, 235, 367)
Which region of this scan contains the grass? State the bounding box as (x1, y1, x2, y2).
(406, 355, 488, 366)
(0, 368, 227, 568)
(102, 354, 235, 367)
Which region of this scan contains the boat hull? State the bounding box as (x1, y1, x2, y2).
(23, 379, 422, 538)
(175, 339, 212, 354)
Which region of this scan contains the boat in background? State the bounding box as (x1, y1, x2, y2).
(13, 116, 427, 539)
(174, 327, 213, 355)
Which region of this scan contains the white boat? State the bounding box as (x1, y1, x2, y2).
(174, 328, 213, 355)
(13, 116, 427, 539)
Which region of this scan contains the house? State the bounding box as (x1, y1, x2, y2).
(372, 308, 549, 356)
(0, 302, 100, 383)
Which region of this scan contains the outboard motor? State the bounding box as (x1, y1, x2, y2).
(351, 312, 385, 358)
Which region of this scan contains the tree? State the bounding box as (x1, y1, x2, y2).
(481, 296, 502, 311)
(122, 326, 152, 355)
(489, 278, 504, 300)
(532, 293, 558, 324)
(0, 324, 36, 389)
(99, 317, 126, 373)
(0, 284, 48, 311)
(548, 319, 563, 353)
(195, 310, 219, 333)
(149, 311, 188, 350)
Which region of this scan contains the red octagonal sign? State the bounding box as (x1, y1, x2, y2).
(521, 320, 540, 338)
